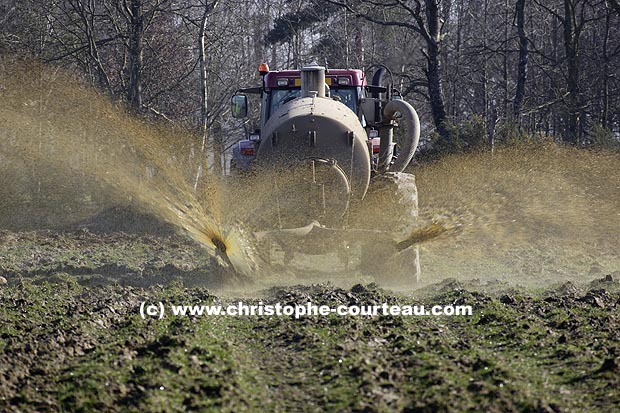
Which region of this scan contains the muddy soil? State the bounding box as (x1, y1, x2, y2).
(2, 62, 619, 412)
(1, 230, 619, 413)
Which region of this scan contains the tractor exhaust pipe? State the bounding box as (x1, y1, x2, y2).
(301, 65, 326, 98)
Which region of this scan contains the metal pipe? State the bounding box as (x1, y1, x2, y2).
(301, 65, 326, 98)
(377, 124, 394, 173)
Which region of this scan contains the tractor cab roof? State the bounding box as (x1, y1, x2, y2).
(264, 69, 365, 89)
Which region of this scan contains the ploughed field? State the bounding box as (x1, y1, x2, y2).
(2, 62, 620, 412)
(1, 229, 619, 413)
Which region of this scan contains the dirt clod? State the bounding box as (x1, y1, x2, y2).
(598, 357, 620, 373)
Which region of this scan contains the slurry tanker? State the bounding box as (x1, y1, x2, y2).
(229, 64, 423, 284)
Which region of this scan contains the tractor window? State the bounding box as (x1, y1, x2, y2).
(267, 87, 358, 120)
(330, 88, 358, 113)
(268, 89, 301, 118)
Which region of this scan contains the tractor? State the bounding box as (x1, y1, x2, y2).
(229, 64, 422, 285)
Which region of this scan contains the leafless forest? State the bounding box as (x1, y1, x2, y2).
(2, 0, 619, 170)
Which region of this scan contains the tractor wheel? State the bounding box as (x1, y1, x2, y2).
(350, 171, 420, 288)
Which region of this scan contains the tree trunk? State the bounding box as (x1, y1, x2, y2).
(562, 0, 580, 143)
(424, 0, 449, 143)
(513, 0, 528, 122)
(197, 0, 220, 182)
(199, 7, 210, 154)
(127, 0, 143, 112)
(451, 0, 464, 118)
(503, 0, 510, 117)
(602, 9, 610, 128)
(354, 18, 365, 68)
(481, 0, 489, 124)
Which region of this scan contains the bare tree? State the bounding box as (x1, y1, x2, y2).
(2, 0, 619, 156)
(126, 0, 144, 111)
(513, 0, 529, 122)
(328, 0, 451, 143)
(198, 0, 220, 153)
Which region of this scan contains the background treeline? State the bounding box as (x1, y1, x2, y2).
(1, 0, 619, 171)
